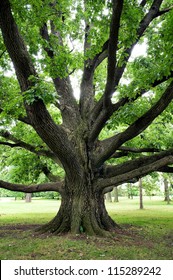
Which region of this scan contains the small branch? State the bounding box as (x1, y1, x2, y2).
(158, 5, 173, 16)
(94, 49, 108, 69)
(110, 146, 161, 159)
(17, 115, 31, 125)
(40, 23, 54, 58)
(0, 49, 6, 59)
(41, 165, 61, 182)
(0, 107, 31, 125)
(0, 141, 19, 147)
(140, 0, 147, 7)
(0, 130, 56, 160)
(109, 151, 128, 159)
(117, 146, 161, 153)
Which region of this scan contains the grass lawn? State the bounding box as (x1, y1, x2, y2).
(0, 196, 173, 260)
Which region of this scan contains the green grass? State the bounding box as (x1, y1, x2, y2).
(0, 196, 173, 260)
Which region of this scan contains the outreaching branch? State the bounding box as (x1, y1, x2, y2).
(103, 149, 173, 178)
(95, 80, 173, 167)
(0, 180, 64, 194)
(96, 155, 173, 191)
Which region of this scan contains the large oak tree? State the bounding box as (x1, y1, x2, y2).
(0, 0, 173, 236)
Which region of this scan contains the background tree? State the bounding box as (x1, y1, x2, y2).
(141, 174, 161, 197)
(162, 174, 172, 203)
(113, 187, 119, 202)
(139, 178, 144, 209)
(1, 0, 173, 236)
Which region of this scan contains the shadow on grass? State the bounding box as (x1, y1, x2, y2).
(1, 223, 173, 260)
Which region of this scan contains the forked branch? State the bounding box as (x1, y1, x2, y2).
(96, 155, 173, 191)
(95, 80, 173, 166)
(90, 0, 166, 133)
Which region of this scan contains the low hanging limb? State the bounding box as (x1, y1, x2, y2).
(0, 180, 64, 195)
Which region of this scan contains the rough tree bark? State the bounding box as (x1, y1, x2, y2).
(0, 0, 173, 236)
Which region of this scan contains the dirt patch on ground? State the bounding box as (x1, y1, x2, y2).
(0, 223, 155, 249)
(0, 224, 41, 238)
(0, 224, 40, 231)
(67, 224, 155, 249)
(164, 230, 173, 246)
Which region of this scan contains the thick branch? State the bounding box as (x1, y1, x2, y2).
(114, 0, 164, 89)
(158, 166, 173, 173)
(103, 149, 173, 179)
(104, 0, 124, 107)
(89, 68, 173, 143)
(79, 0, 96, 118)
(95, 79, 173, 166)
(0, 0, 82, 178)
(89, 97, 129, 143)
(40, 18, 80, 128)
(90, 0, 165, 133)
(94, 48, 108, 70)
(96, 155, 173, 190)
(0, 180, 64, 194)
(0, 0, 37, 89)
(88, 2, 124, 122)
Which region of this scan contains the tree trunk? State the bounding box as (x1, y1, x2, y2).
(113, 187, 119, 202)
(25, 193, 32, 203)
(164, 178, 170, 204)
(106, 191, 112, 202)
(139, 178, 144, 209)
(39, 177, 119, 236)
(127, 183, 133, 199)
